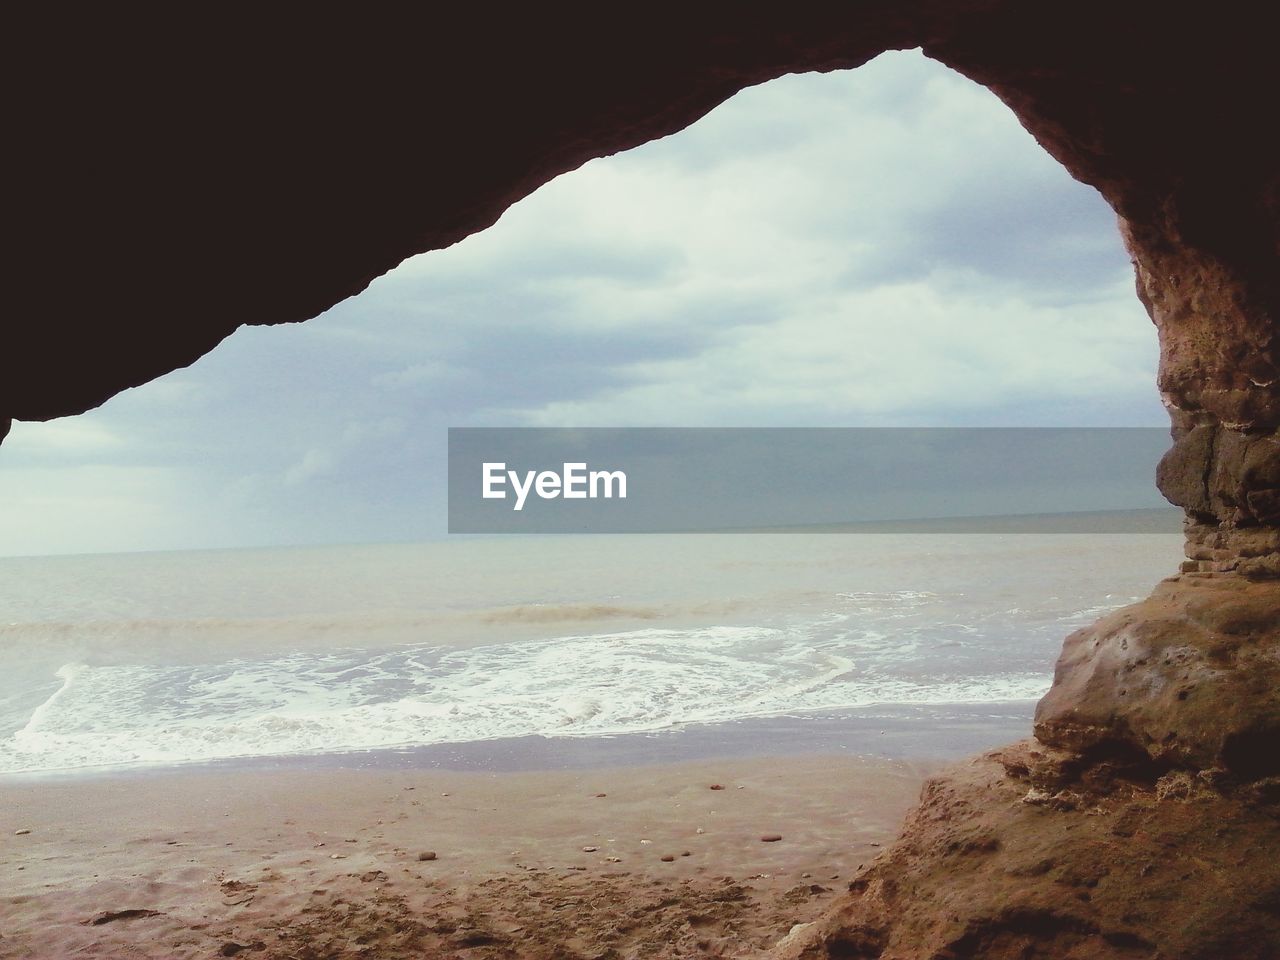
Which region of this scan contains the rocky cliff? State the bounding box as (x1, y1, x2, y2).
(7, 4, 1278, 957)
(774, 578, 1280, 959)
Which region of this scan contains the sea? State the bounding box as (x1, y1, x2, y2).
(0, 533, 1182, 776)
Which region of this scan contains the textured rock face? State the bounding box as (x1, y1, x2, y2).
(772, 740, 1280, 960)
(1036, 576, 1280, 779)
(773, 581, 1280, 960)
(6, 5, 1279, 959)
(1158, 426, 1280, 577)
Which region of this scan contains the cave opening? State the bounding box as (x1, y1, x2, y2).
(0, 43, 1185, 829)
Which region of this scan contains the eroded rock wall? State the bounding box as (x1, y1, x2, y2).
(773, 737, 1280, 960)
(1136, 207, 1280, 579)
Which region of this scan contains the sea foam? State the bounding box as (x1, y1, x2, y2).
(1, 617, 1053, 774)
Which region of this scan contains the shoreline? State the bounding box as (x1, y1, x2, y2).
(0, 700, 1031, 785)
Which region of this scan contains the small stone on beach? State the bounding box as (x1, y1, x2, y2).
(14, 829, 30, 835)
(760, 834, 783, 843)
(660, 855, 676, 862)
(581, 846, 598, 852)
(417, 851, 437, 861)
(709, 784, 724, 790)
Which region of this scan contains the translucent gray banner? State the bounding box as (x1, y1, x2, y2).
(447, 428, 1180, 534)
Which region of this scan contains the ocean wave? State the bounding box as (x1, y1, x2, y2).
(475, 604, 662, 624)
(0, 621, 1053, 775)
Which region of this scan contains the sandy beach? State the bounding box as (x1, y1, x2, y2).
(0, 753, 931, 959)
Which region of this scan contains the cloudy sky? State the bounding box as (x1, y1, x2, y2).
(0, 51, 1165, 556)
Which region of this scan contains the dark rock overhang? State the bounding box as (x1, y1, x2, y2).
(5, 4, 1276, 433)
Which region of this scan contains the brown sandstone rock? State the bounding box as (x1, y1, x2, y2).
(772, 741, 1280, 960)
(1035, 575, 1280, 780)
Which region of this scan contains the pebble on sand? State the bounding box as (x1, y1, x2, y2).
(660, 855, 676, 862)
(581, 846, 598, 852)
(219, 942, 265, 957)
(709, 784, 725, 790)
(760, 834, 784, 843)
(417, 851, 438, 861)
(14, 829, 31, 835)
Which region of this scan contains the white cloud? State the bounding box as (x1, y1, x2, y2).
(2, 418, 125, 459)
(509, 273, 1155, 427)
(0, 465, 212, 556)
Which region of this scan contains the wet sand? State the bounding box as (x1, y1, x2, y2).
(0, 753, 932, 958)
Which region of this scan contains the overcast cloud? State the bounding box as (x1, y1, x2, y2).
(0, 51, 1165, 556)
